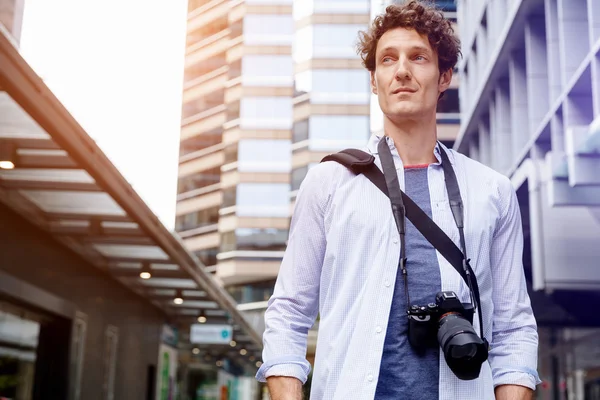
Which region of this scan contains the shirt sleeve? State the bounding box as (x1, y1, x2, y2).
(255, 166, 330, 384)
(487, 177, 542, 390)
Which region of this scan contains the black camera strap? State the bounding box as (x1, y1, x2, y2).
(321, 139, 486, 345)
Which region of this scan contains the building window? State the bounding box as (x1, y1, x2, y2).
(194, 248, 218, 267)
(222, 187, 236, 208)
(177, 166, 221, 194)
(308, 115, 370, 151)
(175, 206, 219, 232)
(291, 166, 308, 191)
(181, 91, 224, 120)
(293, 119, 309, 144)
(432, 0, 457, 12)
(243, 15, 293, 46)
(184, 56, 226, 85)
(238, 139, 291, 173)
(236, 228, 288, 251)
(224, 143, 238, 165)
(239, 97, 293, 130)
(186, 17, 228, 45)
(226, 279, 277, 304)
(237, 183, 291, 217)
(313, 25, 367, 58)
(295, 69, 370, 96)
(220, 231, 236, 253)
(241, 55, 293, 87)
(437, 88, 460, 115)
(179, 134, 222, 157)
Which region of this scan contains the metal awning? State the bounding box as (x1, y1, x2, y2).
(0, 26, 262, 367)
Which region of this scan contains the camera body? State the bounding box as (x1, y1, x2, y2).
(407, 291, 488, 380)
(407, 291, 474, 348)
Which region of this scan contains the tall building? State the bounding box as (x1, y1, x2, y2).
(455, 0, 600, 397)
(176, 0, 294, 301)
(176, 1, 374, 368)
(290, 1, 372, 204)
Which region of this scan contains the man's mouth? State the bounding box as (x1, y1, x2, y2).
(392, 88, 416, 94)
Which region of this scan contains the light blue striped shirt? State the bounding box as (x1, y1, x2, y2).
(257, 134, 541, 400)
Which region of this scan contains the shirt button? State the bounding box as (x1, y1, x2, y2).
(384, 280, 391, 287)
(367, 374, 374, 382)
(393, 239, 398, 244)
(376, 326, 382, 333)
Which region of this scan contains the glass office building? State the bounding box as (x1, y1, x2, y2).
(455, 0, 600, 398)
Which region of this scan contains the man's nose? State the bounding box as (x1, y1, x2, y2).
(395, 57, 411, 80)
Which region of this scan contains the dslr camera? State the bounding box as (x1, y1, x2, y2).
(407, 291, 488, 380)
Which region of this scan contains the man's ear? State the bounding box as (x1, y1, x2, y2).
(370, 71, 377, 95)
(438, 68, 453, 93)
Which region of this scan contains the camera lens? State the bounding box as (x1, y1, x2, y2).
(437, 313, 488, 380)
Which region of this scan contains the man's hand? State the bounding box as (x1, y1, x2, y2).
(495, 384, 534, 400)
(266, 376, 303, 400)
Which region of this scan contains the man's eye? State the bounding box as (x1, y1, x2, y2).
(382, 57, 393, 63)
(415, 55, 426, 61)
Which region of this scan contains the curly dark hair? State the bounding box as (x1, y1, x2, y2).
(357, 1, 461, 73)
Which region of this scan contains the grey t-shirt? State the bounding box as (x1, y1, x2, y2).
(374, 166, 442, 400)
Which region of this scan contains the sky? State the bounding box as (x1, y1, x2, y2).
(19, 0, 189, 230)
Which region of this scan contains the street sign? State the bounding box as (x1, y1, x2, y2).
(190, 324, 233, 344)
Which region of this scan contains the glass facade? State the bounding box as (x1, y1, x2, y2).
(243, 15, 294, 46)
(239, 97, 293, 130)
(241, 55, 294, 87)
(237, 139, 291, 173)
(220, 228, 288, 253)
(295, 69, 370, 104)
(293, 24, 366, 61)
(194, 248, 219, 267)
(227, 279, 277, 304)
(177, 166, 220, 193)
(236, 183, 290, 217)
(179, 133, 222, 157)
(175, 206, 219, 232)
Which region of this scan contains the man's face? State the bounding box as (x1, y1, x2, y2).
(371, 27, 452, 122)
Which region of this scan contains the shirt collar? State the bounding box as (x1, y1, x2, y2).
(366, 133, 454, 168)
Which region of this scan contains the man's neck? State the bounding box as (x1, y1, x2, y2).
(383, 116, 438, 166)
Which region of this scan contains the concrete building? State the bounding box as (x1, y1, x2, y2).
(0, 5, 261, 399)
(176, 0, 295, 301)
(455, 0, 600, 398)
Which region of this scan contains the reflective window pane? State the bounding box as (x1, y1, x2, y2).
(179, 134, 222, 157)
(243, 15, 294, 45)
(194, 248, 218, 267)
(295, 69, 370, 104)
(238, 139, 291, 173)
(242, 55, 293, 86)
(291, 166, 308, 191)
(313, 25, 366, 58)
(293, 119, 309, 143)
(222, 187, 236, 208)
(240, 97, 293, 130)
(175, 206, 219, 232)
(293, 26, 314, 62)
(226, 279, 277, 304)
(437, 88, 460, 114)
(236, 228, 288, 251)
(308, 115, 370, 151)
(177, 166, 220, 193)
(236, 183, 290, 217)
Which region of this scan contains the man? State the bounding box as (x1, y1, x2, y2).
(256, 2, 540, 399)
